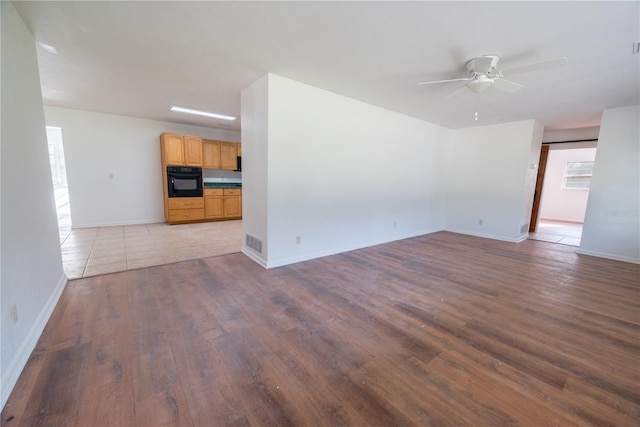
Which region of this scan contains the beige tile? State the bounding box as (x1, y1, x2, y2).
(83, 261, 127, 278)
(61, 247, 92, 259)
(93, 235, 125, 245)
(558, 237, 581, 247)
(87, 253, 126, 266)
(62, 236, 96, 247)
(90, 247, 126, 259)
(126, 248, 165, 261)
(63, 256, 89, 269)
(59, 218, 243, 278)
(125, 239, 156, 250)
(98, 225, 124, 234)
(127, 256, 165, 270)
(65, 267, 85, 280)
(69, 227, 99, 237)
(529, 233, 563, 243)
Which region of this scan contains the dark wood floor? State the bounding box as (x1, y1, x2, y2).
(3, 231, 639, 426)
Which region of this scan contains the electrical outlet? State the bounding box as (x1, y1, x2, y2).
(108, 172, 114, 180)
(393, 221, 397, 228)
(478, 219, 484, 225)
(296, 236, 301, 244)
(10, 304, 18, 324)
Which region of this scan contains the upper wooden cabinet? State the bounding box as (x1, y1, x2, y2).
(183, 135, 203, 166)
(160, 133, 203, 167)
(220, 142, 238, 170)
(161, 133, 184, 166)
(202, 139, 222, 169)
(203, 140, 240, 170)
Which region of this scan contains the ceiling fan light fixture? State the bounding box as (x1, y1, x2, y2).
(468, 78, 493, 93)
(467, 79, 493, 93)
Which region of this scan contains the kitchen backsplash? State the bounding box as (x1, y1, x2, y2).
(203, 169, 242, 183)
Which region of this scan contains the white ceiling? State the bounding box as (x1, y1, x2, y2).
(13, 1, 640, 132)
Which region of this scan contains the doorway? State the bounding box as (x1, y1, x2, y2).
(46, 126, 71, 242)
(529, 142, 597, 246)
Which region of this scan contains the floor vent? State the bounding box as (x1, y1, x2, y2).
(245, 234, 263, 254)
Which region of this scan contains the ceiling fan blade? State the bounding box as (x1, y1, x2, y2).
(417, 77, 471, 86)
(444, 84, 470, 99)
(493, 78, 524, 93)
(499, 57, 567, 76)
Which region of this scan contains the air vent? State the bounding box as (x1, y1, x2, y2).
(245, 234, 263, 254)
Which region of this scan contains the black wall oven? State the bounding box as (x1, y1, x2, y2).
(166, 166, 203, 198)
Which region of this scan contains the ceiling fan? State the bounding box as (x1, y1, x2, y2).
(417, 55, 567, 98)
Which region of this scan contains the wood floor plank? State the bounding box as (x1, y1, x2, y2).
(2, 231, 639, 426)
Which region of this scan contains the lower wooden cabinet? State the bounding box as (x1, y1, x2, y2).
(168, 208, 205, 223)
(167, 197, 205, 223)
(223, 189, 242, 218)
(204, 189, 224, 219)
(166, 190, 241, 224)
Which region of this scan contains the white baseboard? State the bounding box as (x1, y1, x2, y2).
(1, 273, 67, 410)
(264, 228, 442, 269)
(576, 248, 640, 265)
(444, 227, 526, 244)
(71, 218, 165, 229)
(241, 246, 267, 268)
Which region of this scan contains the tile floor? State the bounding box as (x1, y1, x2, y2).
(528, 219, 583, 247)
(56, 187, 243, 279)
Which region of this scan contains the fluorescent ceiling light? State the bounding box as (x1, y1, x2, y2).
(170, 105, 236, 121)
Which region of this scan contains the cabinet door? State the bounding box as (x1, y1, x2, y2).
(220, 142, 238, 170)
(162, 133, 184, 165)
(223, 195, 242, 218)
(183, 135, 203, 166)
(205, 196, 224, 219)
(202, 139, 221, 169)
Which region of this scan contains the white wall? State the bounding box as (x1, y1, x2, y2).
(244, 74, 447, 268)
(240, 74, 270, 266)
(444, 120, 543, 242)
(543, 126, 600, 143)
(44, 106, 240, 228)
(1, 3, 66, 409)
(579, 105, 640, 263)
(539, 147, 596, 223)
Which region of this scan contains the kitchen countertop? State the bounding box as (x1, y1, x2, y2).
(204, 182, 242, 189)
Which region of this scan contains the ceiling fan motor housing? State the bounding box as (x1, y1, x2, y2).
(466, 55, 500, 76)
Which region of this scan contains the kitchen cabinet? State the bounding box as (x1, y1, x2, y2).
(220, 142, 239, 170)
(161, 133, 184, 165)
(204, 188, 224, 219)
(202, 139, 222, 169)
(205, 188, 242, 220)
(166, 197, 205, 223)
(202, 140, 240, 170)
(183, 135, 203, 166)
(160, 133, 203, 167)
(223, 188, 242, 218)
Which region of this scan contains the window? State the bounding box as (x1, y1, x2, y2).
(563, 161, 594, 189)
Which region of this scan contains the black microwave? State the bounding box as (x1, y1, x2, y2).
(166, 166, 203, 198)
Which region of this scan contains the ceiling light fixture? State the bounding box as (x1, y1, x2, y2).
(467, 76, 494, 94)
(169, 105, 236, 121)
